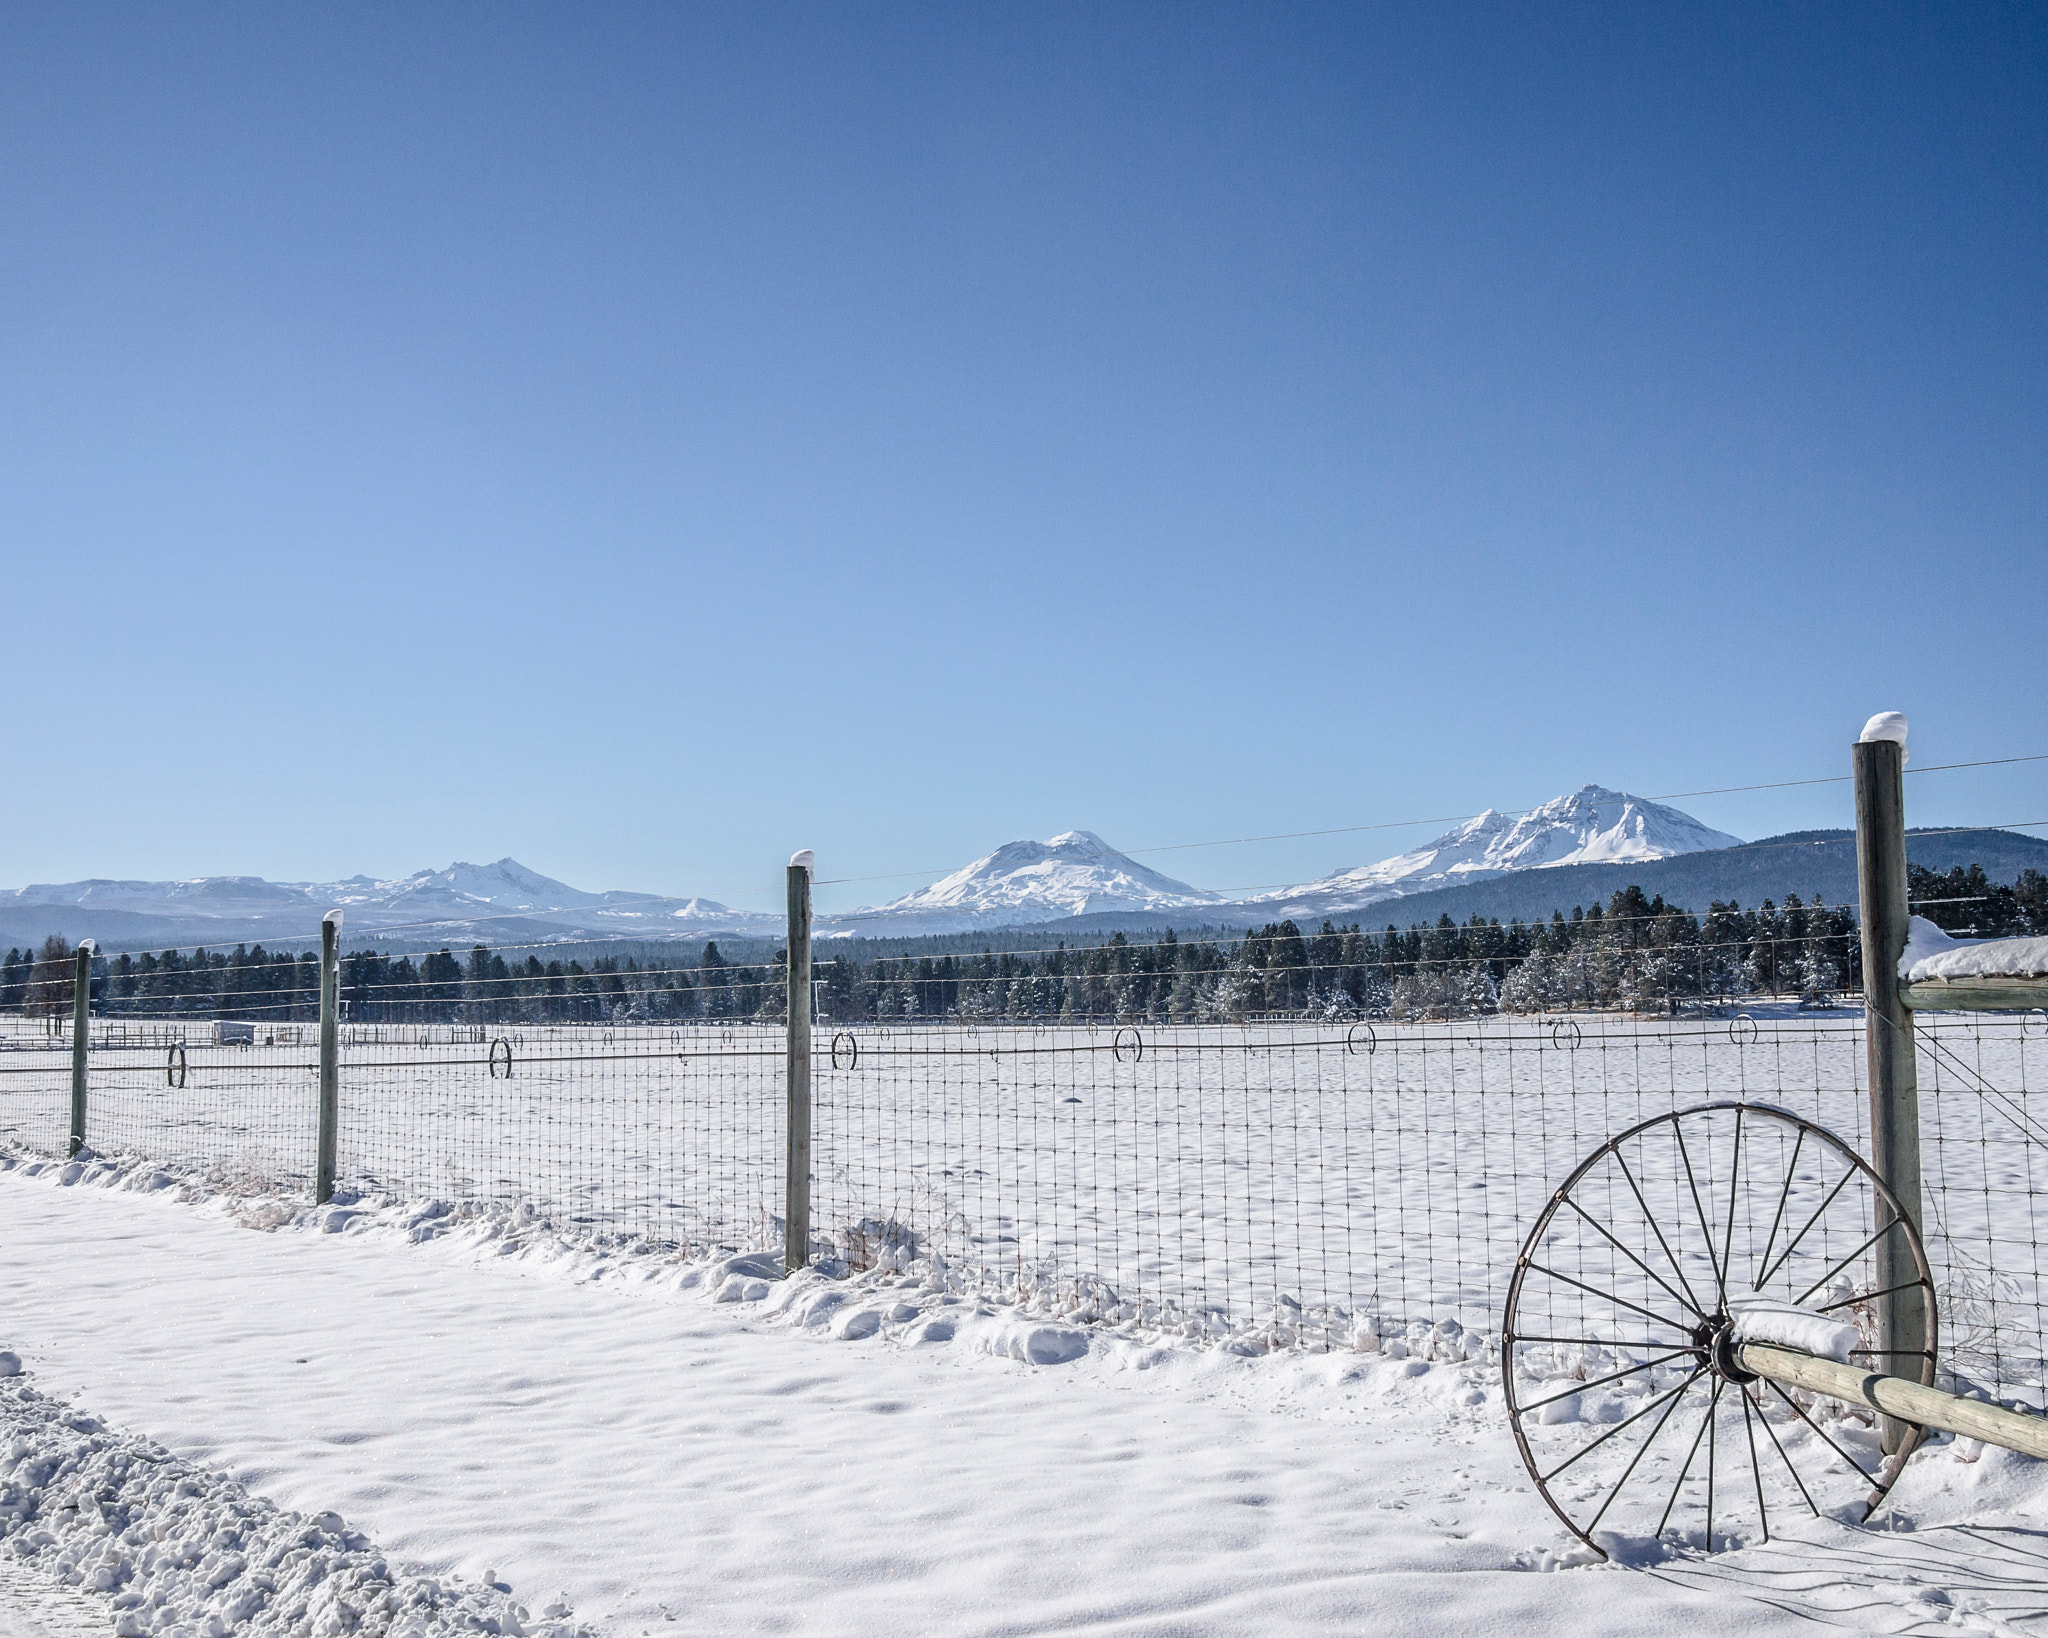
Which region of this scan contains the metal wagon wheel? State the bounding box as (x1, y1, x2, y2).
(1503, 1101, 1936, 1559)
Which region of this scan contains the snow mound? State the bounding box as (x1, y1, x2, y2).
(1901, 916, 2048, 983)
(1859, 712, 1909, 750)
(0, 1375, 590, 1638)
(1728, 1297, 1859, 1363)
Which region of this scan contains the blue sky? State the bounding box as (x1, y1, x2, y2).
(2, 3, 2042, 915)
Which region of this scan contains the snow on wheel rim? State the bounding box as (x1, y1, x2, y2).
(1501, 1101, 1936, 1561)
(1346, 1023, 1376, 1055)
(1729, 1014, 1760, 1047)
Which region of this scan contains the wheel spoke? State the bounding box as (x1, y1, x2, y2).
(1614, 1147, 1710, 1319)
(1792, 1217, 1897, 1308)
(1561, 1196, 1710, 1323)
(1513, 1334, 1678, 1348)
(1718, 1106, 1746, 1305)
(1756, 1166, 1859, 1290)
(1755, 1387, 1821, 1516)
(1673, 1119, 1727, 1310)
(1523, 1263, 1695, 1336)
(1706, 1368, 1720, 1551)
(1539, 1367, 1705, 1484)
(1752, 1126, 1807, 1289)
(1739, 1384, 1771, 1543)
(1812, 1276, 1926, 1315)
(1518, 1349, 1698, 1415)
(1657, 1375, 1722, 1539)
(1763, 1380, 1879, 1483)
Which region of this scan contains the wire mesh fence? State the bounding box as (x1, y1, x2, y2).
(334, 1023, 783, 1249)
(0, 1017, 77, 1159)
(809, 1014, 1874, 1348)
(1913, 1007, 2048, 1408)
(3, 985, 2045, 1410)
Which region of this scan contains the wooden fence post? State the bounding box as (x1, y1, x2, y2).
(317, 910, 341, 1204)
(68, 939, 94, 1157)
(1854, 718, 1928, 1452)
(785, 851, 814, 1274)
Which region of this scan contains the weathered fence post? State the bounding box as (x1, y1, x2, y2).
(784, 850, 814, 1274)
(1854, 714, 1927, 1452)
(68, 939, 95, 1157)
(317, 909, 341, 1205)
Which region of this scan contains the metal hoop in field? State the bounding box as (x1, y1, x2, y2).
(2025, 1009, 2048, 1038)
(1550, 1019, 1583, 1050)
(1112, 1027, 1143, 1064)
(1730, 1014, 1760, 1047)
(165, 1043, 187, 1089)
(488, 1038, 514, 1079)
(1346, 1023, 1377, 1056)
(1502, 1101, 1936, 1559)
(830, 1032, 859, 1071)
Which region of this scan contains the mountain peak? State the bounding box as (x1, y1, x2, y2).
(1244, 785, 1742, 917)
(855, 830, 1220, 931)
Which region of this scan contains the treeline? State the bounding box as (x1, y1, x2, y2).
(6, 865, 2040, 1026)
(0, 939, 789, 1026)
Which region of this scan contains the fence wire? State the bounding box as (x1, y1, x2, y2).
(335, 1023, 782, 1250)
(1915, 1008, 2048, 1409)
(810, 1015, 1871, 1347)
(7, 1000, 2047, 1410)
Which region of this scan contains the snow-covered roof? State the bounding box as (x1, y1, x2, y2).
(1901, 915, 2048, 983)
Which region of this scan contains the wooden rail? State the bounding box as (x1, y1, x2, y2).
(1900, 976, 2048, 1013)
(1737, 1342, 2048, 1459)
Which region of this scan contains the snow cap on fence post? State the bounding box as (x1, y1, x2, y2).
(1859, 712, 1909, 760)
(789, 849, 814, 873)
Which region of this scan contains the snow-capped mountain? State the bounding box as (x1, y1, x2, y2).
(1241, 786, 1742, 920)
(2, 859, 777, 948)
(835, 831, 1222, 934)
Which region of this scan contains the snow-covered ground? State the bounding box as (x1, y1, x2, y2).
(4, 1155, 2048, 1636)
(0, 1154, 2048, 1637)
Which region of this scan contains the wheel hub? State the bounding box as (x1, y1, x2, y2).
(1692, 1312, 1758, 1385)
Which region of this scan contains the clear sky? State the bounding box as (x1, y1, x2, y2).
(2, 3, 2042, 915)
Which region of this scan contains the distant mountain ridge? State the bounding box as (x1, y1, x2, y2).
(0, 784, 1748, 949)
(23, 789, 2037, 955)
(1, 858, 778, 950)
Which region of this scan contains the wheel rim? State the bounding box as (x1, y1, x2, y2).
(1502, 1101, 1937, 1559)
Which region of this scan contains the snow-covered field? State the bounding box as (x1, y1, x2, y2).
(2, 1154, 2048, 1635)
(2, 1012, 2044, 1389)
